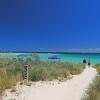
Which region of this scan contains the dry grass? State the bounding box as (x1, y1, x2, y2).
(29, 62, 84, 81)
(82, 64, 100, 100)
(0, 68, 22, 95)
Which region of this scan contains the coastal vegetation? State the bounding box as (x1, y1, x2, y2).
(29, 62, 84, 81)
(0, 53, 84, 95)
(0, 58, 23, 95)
(82, 64, 100, 100)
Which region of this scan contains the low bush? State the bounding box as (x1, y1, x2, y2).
(29, 62, 84, 81)
(82, 64, 100, 100)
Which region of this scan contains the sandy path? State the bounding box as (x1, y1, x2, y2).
(2, 67, 97, 100)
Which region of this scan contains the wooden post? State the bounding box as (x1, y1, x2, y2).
(23, 65, 29, 85)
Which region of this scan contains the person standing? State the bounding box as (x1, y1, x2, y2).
(83, 59, 88, 68)
(88, 60, 91, 67)
(83, 59, 87, 64)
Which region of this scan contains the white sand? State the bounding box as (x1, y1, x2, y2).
(2, 67, 97, 100)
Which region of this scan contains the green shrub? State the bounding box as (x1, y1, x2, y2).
(29, 67, 49, 81)
(29, 61, 84, 81)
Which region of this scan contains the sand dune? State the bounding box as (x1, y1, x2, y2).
(2, 67, 97, 100)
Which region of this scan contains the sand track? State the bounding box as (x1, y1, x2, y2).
(2, 67, 97, 100)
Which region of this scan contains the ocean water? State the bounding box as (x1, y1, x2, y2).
(39, 53, 100, 65)
(58, 53, 100, 64)
(0, 53, 100, 65)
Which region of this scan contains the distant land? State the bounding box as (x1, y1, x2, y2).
(0, 48, 100, 53)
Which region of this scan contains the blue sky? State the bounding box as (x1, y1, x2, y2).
(0, 0, 100, 51)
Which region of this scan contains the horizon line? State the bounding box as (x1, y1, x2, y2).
(0, 51, 100, 53)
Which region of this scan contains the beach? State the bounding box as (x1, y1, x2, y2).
(2, 67, 97, 100)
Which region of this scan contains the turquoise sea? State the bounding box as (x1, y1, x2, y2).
(39, 53, 100, 65)
(0, 53, 100, 65)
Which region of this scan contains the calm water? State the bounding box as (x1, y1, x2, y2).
(0, 53, 100, 65)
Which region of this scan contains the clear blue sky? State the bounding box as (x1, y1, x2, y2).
(0, 0, 100, 51)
